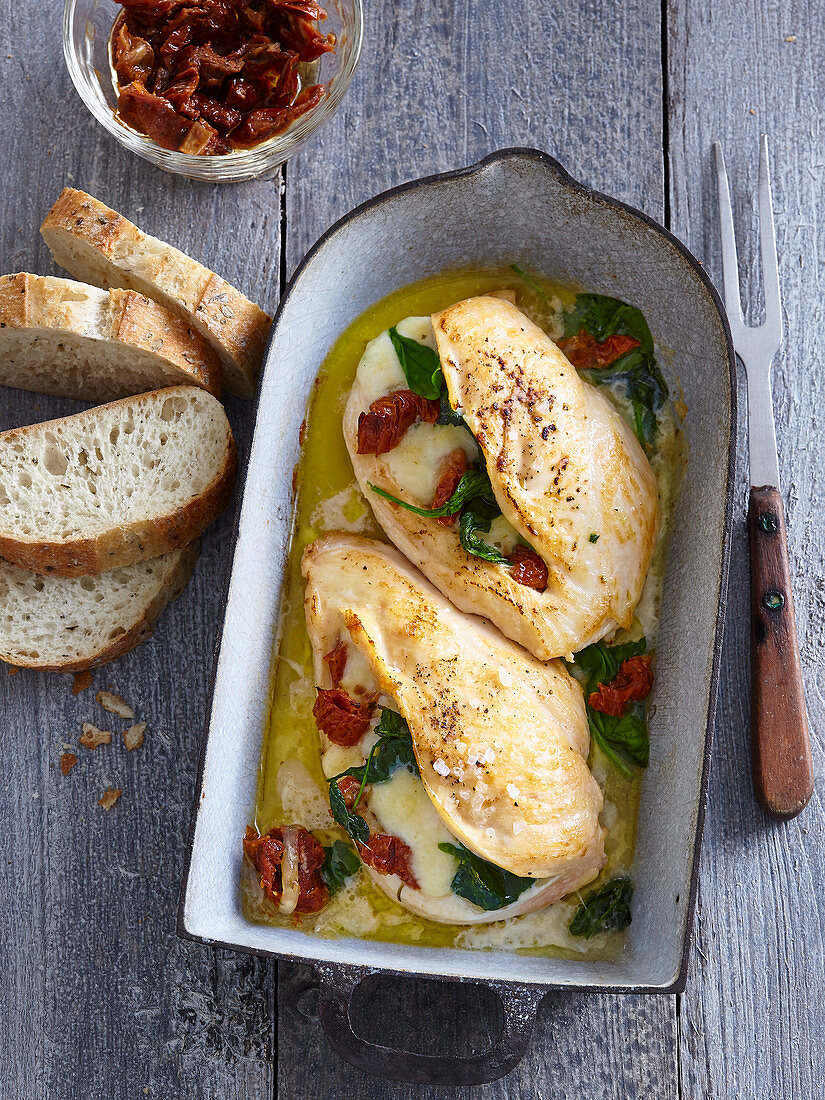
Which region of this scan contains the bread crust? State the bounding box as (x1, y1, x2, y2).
(0, 544, 200, 671)
(41, 188, 271, 398)
(0, 272, 223, 399)
(0, 386, 238, 577)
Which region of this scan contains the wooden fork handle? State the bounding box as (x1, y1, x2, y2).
(748, 486, 814, 819)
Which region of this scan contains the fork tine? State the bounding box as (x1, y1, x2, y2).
(758, 134, 783, 340)
(714, 142, 744, 325)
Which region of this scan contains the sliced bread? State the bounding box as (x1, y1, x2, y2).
(0, 273, 222, 402)
(41, 188, 272, 399)
(0, 386, 237, 576)
(0, 544, 198, 671)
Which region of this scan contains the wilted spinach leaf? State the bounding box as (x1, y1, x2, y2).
(573, 638, 650, 778)
(569, 877, 634, 938)
(328, 779, 370, 845)
(438, 842, 536, 911)
(575, 638, 647, 693)
(563, 293, 669, 448)
(389, 327, 444, 401)
(458, 508, 509, 564)
(320, 840, 361, 894)
(588, 708, 649, 775)
(436, 389, 467, 427)
(327, 708, 420, 842)
(368, 469, 497, 519)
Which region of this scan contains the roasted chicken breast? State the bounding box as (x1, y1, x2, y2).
(344, 297, 659, 660)
(302, 533, 606, 924)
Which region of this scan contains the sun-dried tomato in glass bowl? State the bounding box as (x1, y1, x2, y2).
(111, 0, 336, 155)
(63, 0, 362, 181)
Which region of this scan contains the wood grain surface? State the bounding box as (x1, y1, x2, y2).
(669, 0, 824, 1096)
(0, 0, 821, 1096)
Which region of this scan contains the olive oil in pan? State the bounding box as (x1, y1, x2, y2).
(247, 269, 686, 960)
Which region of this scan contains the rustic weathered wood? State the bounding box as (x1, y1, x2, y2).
(2, 0, 822, 1095)
(668, 0, 825, 1094)
(278, 0, 678, 1095)
(0, 4, 279, 1097)
(748, 485, 813, 818)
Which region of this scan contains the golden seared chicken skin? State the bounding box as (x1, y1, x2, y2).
(302, 533, 606, 925)
(343, 297, 659, 660)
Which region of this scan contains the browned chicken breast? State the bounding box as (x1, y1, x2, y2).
(302, 533, 606, 924)
(344, 297, 659, 660)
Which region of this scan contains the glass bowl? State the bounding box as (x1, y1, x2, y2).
(63, 0, 363, 183)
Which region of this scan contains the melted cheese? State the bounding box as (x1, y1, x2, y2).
(367, 769, 458, 896)
(356, 316, 480, 503)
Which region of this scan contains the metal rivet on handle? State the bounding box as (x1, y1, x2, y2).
(762, 589, 785, 611)
(758, 512, 778, 533)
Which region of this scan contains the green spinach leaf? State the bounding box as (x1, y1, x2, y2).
(458, 508, 509, 564)
(389, 327, 443, 401)
(436, 389, 467, 427)
(575, 638, 647, 692)
(320, 840, 361, 894)
(569, 877, 634, 938)
(368, 469, 497, 519)
(327, 708, 420, 842)
(588, 708, 650, 776)
(328, 779, 370, 845)
(563, 293, 669, 447)
(438, 842, 536, 911)
(573, 638, 650, 778)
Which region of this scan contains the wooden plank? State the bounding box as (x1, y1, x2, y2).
(279, 1, 678, 1095)
(668, 1, 825, 1095)
(0, 4, 279, 1096)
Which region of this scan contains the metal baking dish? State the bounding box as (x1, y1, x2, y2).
(179, 149, 736, 1085)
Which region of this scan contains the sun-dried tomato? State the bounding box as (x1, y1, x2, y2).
(335, 775, 362, 810)
(431, 448, 468, 527)
(323, 640, 348, 687)
(508, 544, 548, 592)
(243, 825, 285, 903)
(294, 828, 329, 913)
(558, 329, 641, 370)
(356, 390, 440, 455)
(113, 22, 155, 83)
(243, 825, 330, 913)
(111, 0, 335, 155)
(313, 687, 374, 746)
(588, 654, 654, 717)
(358, 833, 419, 889)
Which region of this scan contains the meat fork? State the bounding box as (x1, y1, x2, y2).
(714, 135, 813, 819)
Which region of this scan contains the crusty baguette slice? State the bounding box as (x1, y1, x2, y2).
(0, 273, 222, 402)
(0, 386, 237, 576)
(0, 544, 199, 671)
(41, 188, 272, 399)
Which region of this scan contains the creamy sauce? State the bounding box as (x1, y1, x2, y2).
(247, 269, 686, 959)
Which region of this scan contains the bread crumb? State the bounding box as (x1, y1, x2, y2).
(98, 788, 122, 811)
(785, 34, 797, 41)
(123, 722, 146, 751)
(96, 690, 135, 719)
(79, 723, 112, 749)
(72, 670, 94, 694)
(7, 666, 18, 676)
(60, 752, 77, 775)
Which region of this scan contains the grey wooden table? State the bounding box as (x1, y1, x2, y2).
(1, 2, 822, 1097)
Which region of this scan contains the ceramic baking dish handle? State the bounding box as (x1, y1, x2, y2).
(314, 961, 543, 1084)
